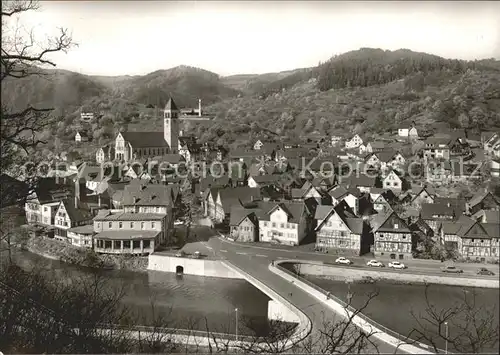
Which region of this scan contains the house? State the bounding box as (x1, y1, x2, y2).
(370, 211, 413, 260)
(247, 174, 281, 188)
(398, 124, 418, 139)
(382, 170, 404, 193)
(24, 178, 75, 226)
(421, 203, 456, 234)
(178, 135, 201, 163)
(75, 131, 89, 143)
(314, 201, 369, 255)
(53, 199, 93, 242)
(257, 200, 312, 246)
(423, 138, 452, 160)
(229, 207, 260, 242)
(328, 186, 360, 216)
(67, 224, 94, 248)
(345, 134, 363, 149)
(440, 216, 499, 263)
(378, 151, 406, 171)
(450, 161, 483, 183)
(96, 145, 115, 164)
(370, 189, 394, 214)
(433, 197, 467, 216)
(343, 174, 377, 193)
(467, 190, 500, 216)
(366, 141, 385, 153)
(205, 187, 261, 224)
(93, 210, 165, 255)
(409, 186, 435, 209)
(358, 143, 368, 155)
(291, 181, 323, 201)
(472, 209, 500, 224)
(425, 160, 452, 185)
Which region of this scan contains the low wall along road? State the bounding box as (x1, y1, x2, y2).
(271, 260, 446, 355)
(294, 261, 500, 289)
(148, 254, 243, 279)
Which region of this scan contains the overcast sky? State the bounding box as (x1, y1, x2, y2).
(12, 1, 500, 76)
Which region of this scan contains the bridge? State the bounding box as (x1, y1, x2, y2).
(198, 236, 445, 354)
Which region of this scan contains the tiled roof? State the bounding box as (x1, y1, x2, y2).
(121, 182, 178, 206)
(421, 203, 456, 220)
(376, 150, 400, 163)
(369, 141, 385, 150)
(370, 211, 411, 233)
(68, 224, 94, 234)
(93, 210, 167, 221)
(229, 206, 259, 226)
(329, 186, 349, 200)
(345, 218, 364, 235)
(94, 230, 160, 240)
(120, 132, 169, 148)
(60, 199, 93, 223)
(250, 174, 282, 184)
(217, 187, 261, 213)
(433, 197, 466, 214)
(468, 191, 498, 208)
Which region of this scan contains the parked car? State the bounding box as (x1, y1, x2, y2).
(192, 251, 201, 259)
(441, 265, 463, 274)
(335, 257, 352, 265)
(388, 261, 406, 269)
(366, 260, 384, 267)
(477, 267, 495, 276)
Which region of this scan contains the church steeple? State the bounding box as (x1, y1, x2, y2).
(164, 97, 179, 153)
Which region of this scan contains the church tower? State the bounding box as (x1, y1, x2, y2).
(164, 97, 179, 153)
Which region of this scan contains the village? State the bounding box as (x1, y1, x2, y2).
(3, 96, 498, 265)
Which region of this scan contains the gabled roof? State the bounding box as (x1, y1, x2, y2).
(473, 209, 500, 224)
(257, 200, 307, 224)
(229, 206, 259, 226)
(59, 199, 93, 223)
(468, 190, 500, 208)
(329, 186, 349, 200)
(250, 174, 282, 185)
(314, 201, 360, 232)
(120, 132, 168, 148)
(164, 97, 179, 111)
(376, 150, 402, 163)
(370, 211, 411, 233)
(217, 187, 261, 213)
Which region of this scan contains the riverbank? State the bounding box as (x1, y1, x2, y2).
(286, 261, 499, 289)
(22, 236, 148, 271)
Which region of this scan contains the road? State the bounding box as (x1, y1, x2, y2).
(181, 231, 499, 279)
(182, 236, 410, 354)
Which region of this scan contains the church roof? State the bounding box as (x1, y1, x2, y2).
(120, 132, 169, 148)
(165, 98, 179, 111)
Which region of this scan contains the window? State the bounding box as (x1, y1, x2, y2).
(97, 222, 101, 229)
(263, 222, 268, 227)
(152, 222, 156, 228)
(44, 207, 48, 212)
(143, 240, 151, 249)
(272, 222, 276, 228)
(130, 222, 134, 228)
(108, 222, 112, 228)
(280, 223, 284, 228)
(394, 224, 399, 229)
(379, 234, 384, 238)
(141, 222, 145, 230)
(119, 222, 123, 229)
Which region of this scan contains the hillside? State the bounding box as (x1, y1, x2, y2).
(3, 47, 500, 158)
(197, 68, 500, 149)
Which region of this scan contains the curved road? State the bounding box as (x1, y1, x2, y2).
(186, 237, 410, 354)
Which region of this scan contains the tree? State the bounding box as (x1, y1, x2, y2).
(1, 0, 74, 186)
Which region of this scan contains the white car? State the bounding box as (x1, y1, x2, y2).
(335, 257, 352, 265)
(366, 260, 384, 267)
(388, 261, 406, 269)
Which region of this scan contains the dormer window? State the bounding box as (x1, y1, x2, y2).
(394, 223, 399, 229)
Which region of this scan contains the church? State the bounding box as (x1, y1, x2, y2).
(114, 98, 181, 162)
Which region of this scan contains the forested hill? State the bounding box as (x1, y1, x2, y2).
(315, 48, 500, 92)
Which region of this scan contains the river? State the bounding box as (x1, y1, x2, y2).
(6, 249, 272, 336)
(306, 275, 500, 353)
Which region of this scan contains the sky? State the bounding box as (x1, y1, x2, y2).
(9, 1, 500, 77)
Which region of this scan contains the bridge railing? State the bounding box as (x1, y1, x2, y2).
(274, 262, 446, 354)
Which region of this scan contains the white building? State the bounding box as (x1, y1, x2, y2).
(345, 134, 363, 149)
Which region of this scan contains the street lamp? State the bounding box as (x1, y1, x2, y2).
(346, 279, 353, 304)
(235, 308, 239, 342)
(444, 321, 448, 354)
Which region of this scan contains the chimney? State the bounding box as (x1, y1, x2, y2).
(198, 99, 202, 117)
(98, 194, 101, 207)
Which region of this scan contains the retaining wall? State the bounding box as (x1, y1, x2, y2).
(267, 300, 300, 323)
(294, 262, 500, 289)
(271, 260, 436, 355)
(148, 254, 243, 279)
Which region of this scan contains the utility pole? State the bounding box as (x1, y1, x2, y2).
(235, 308, 239, 342)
